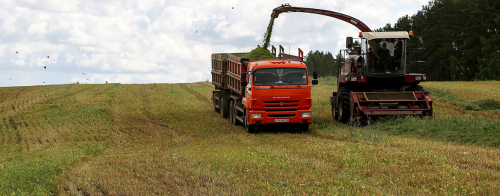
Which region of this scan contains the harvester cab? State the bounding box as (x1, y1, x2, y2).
(331, 31, 433, 124)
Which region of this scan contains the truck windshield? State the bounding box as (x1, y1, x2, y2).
(253, 68, 308, 86)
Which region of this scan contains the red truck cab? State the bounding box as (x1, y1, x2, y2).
(241, 60, 316, 132)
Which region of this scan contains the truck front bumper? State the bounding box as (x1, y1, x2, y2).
(247, 110, 312, 125)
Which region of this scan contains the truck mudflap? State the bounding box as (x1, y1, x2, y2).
(350, 91, 433, 123)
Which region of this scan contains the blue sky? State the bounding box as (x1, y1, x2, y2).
(0, 0, 430, 87)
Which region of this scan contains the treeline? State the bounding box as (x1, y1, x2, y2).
(377, 0, 500, 81)
(303, 50, 340, 77)
(305, 0, 499, 81)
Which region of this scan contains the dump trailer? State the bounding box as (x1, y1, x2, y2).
(271, 4, 433, 124)
(211, 49, 318, 132)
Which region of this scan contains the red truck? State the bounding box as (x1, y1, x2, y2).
(211, 49, 318, 133)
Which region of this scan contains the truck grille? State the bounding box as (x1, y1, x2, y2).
(263, 101, 299, 117)
(263, 101, 300, 108)
(268, 114, 296, 117)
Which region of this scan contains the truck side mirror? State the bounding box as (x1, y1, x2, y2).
(241, 72, 248, 86)
(346, 37, 353, 48)
(313, 71, 318, 79)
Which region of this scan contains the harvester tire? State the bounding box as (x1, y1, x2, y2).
(331, 96, 337, 121)
(338, 88, 351, 123)
(221, 98, 229, 118)
(414, 85, 425, 91)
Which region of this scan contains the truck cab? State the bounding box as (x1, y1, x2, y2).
(211, 49, 318, 133)
(242, 60, 316, 132)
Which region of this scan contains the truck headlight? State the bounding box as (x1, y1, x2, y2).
(301, 112, 312, 117)
(251, 113, 261, 118)
(415, 76, 422, 81)
(423, 76, 426, 81)
(350, 76, 357, 82)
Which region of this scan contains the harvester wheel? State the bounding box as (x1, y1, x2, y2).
(331, 96, 337, 121)
(338, 88, 351, 123)
(414, 85, 425, 91)
(221, 98, 229, 118)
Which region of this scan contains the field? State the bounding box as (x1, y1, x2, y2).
(0, 78, 499, 195)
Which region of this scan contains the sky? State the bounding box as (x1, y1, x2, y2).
(0, 0, 431, 87)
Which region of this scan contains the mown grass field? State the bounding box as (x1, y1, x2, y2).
(0, 78, 499, 195)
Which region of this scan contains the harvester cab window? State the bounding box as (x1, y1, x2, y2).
(253, 68, 307, 86)
(372, 39, 405, 74)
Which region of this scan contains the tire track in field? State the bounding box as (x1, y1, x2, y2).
(177, 84, 212, 106)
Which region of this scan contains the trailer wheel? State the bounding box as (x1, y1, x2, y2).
(233, 102, 241, 125)
(213, 92, 220, 113)
(221, 98, 229, 118)
(231, 100, 239, 125)
(338, 88, 351, 123)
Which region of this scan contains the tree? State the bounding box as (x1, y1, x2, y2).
(304, 50, 338, 77)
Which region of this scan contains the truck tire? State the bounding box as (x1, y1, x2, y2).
(243, 107, 256, 133)
(338, 88, 351, 123)
(221, 98, 229, 118)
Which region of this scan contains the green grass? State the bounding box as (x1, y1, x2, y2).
(371, 116, 500, 147)
(0, 79, 499, 195)
(427, 87, 500, 112)
(0, 143, 107, 195)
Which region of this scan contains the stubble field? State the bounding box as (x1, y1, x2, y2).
(0, 78, 499, 195)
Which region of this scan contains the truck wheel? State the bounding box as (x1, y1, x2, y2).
(243, 107, 256, 133)
(338, 88, 351, 123)
(221, 98, 229, 118)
